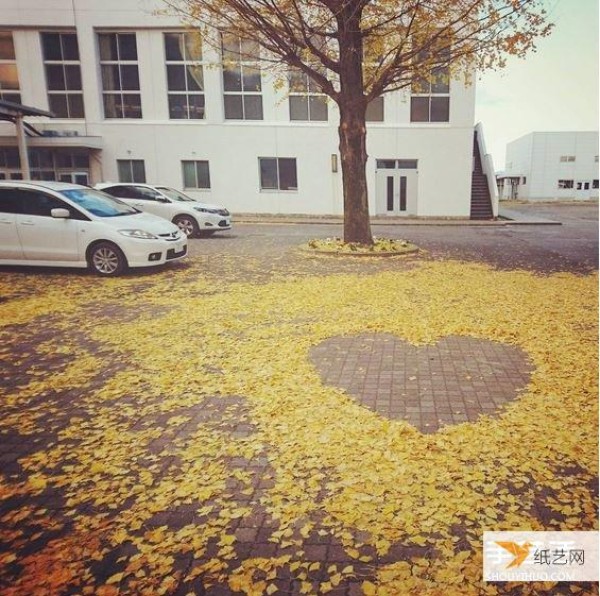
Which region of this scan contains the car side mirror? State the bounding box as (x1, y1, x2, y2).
(51, 208, 70, 218)
(156, 197, 170, 203)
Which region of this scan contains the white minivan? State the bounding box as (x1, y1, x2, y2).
(0, 181, 188, 276)
(95, 183, 232, 238)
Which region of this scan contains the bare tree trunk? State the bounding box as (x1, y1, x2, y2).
(338, 101, 372, 244)
(336, 3, 373, 246)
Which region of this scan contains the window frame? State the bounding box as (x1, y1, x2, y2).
(117, 159, 146, 183)
(0, 147, 20, 169)
(376, 159, 418, 170)
(410, 50, 450, 123)
(41, 32, 85, 119)
(221, 33, 263, 121)
(181, 160, 211, 190)
(164, 32, 205, 120)
(98, 32, 142, 119)
(0, 148, 90, 182)
(366, 96, 384, 122)
(288, 68, 328, 122)
(0, 31, 21, 104)
(258, 157, 298, 191)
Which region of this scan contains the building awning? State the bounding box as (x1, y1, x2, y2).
(496, 174, 523, 180)
(0, 135, 103, 150)
(0, 100, 104, 177)
(0, 99, 54, 121)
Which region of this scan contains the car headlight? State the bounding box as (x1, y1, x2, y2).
(194, 207, 219, 214)
(118, 229, 158, 239)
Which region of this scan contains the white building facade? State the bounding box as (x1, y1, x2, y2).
(498, 131, 599, 201)
(0, 0, 495, 217)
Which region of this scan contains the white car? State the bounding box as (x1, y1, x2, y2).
(0, 181, 187, 276)
(95, 183, 232, 238)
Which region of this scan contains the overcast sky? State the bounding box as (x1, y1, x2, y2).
(474, 0, 599, 170)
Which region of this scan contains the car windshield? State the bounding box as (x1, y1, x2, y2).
(157, 187, 196, 202)
(60, 188, 140, 217)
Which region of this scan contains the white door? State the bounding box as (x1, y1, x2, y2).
(376, 167, 418, 215)
(0, 188, 24, 259)
(14, 189, 80, 261)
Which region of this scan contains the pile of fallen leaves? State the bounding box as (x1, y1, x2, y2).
(0, 259, 597, 595)
(306, 237, 418, 254)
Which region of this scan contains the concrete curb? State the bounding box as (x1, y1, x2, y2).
(298, 246, 421, 258)
(232, 211, 562, 226)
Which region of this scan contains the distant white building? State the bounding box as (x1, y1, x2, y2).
(498, 131, 599, 201)
(0, 0, 497, 218)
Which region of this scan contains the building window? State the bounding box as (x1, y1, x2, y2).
(259, 157, 297, 190)
(0, 147, 21, 180)
(522, 176, 527, 184)
(55, 151, 89, 170)
(366, 96, 384, 122)
(0, 31, 21, 103)
(0, 148, 89, 182)
(164, 32, 205, 120)
(592, 179, 599, 189)
(55, 151, 89, 185)
(0, 147, 20, 168)
(410, 46, 450, 123)
(376, 159, 418, 169)
(41, 32, 85, 118)
(558, 179, 574, 189)
(182, 160, 210, 189)
(410, 72, 450, 122)
(221, 34, 263, 120)
(117, 159, 146, 183)
(559, 155, 576, 163)
(29, 149, 55, 180)
(99, 33, 142, 119)
(288, 69, 327, 121)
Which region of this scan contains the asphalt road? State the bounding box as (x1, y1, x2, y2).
(191, 203, 598, 275)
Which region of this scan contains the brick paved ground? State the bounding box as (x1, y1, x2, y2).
(310, 334, 533, 433)
(0, 204, 597, 594)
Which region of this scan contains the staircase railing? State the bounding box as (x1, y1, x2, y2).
(475, 122, 499, 217)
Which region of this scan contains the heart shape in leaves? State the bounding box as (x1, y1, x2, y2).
(310, 334, 533, 433)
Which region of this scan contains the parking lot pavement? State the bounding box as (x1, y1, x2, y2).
(189, 203, 598, 276)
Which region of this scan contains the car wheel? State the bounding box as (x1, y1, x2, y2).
(88, 242, 127, 276)
(173, 215, 199, 238)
